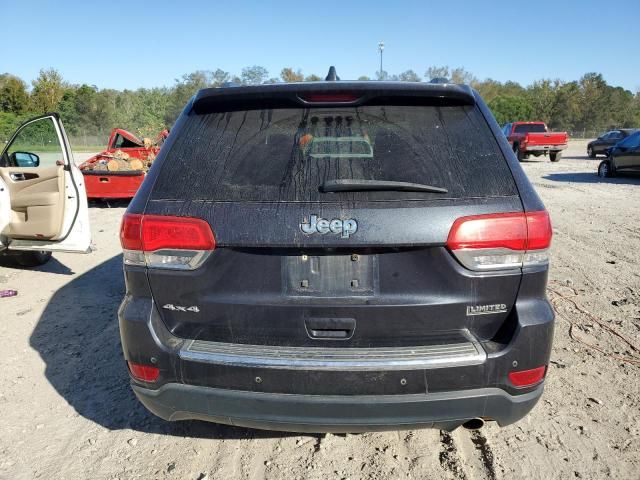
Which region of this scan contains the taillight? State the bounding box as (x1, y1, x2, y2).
(120, 213, 143, 250)
(447, 211, 551, 271)
(127, 361, 159, 382)
(120, 213, 215, 270)
(508, 366, 547, 388)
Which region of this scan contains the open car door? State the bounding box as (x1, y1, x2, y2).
(0, 113, 91, 253)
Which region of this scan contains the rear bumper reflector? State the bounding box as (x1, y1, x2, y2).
(179, 339, 486, 371)
(127, 361, 159, 382)
(508, 366, 547, 388)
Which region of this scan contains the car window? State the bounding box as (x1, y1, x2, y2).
(609, 131, 623, 141)
(514, 124, 546, 134)
(153, 105, 518, 202)
(0, 116, 64, 168)
(618, 132, 640, 148)
(628, 135, 640, 148)
(113, 134, 141, 149)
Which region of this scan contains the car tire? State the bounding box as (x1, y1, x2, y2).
(597, 160, 614, 178)
(587, 146, 595, 158)
(14, 251, 52, 267)
(550, 151, 561, 162)
(514, 144, 524, 162)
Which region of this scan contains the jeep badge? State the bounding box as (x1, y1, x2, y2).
(300, 215, 358, 239)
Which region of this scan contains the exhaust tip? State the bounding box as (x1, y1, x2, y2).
(462, 418, 485, 430)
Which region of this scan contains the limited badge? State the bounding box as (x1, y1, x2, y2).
(466, 304, 508, 316)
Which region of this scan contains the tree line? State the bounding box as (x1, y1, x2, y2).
(1, 66, 638, 144)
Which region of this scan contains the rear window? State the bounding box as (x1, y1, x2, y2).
(514, 124, 547, 134)
(113, 134, 142, 149)
(618, 131, 640, 148)
(152, 105, 518, 202)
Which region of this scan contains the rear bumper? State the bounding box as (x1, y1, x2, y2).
(523, 144, 567, 152)
(119, 266, 554, 432)
(132, 382, 544, 433)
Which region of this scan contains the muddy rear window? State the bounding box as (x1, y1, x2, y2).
(152, 105, 517, 202)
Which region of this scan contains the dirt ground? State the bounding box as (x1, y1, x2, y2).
(1, 140, 639, 480)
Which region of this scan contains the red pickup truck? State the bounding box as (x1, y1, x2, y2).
(502, 122, 568, 162)
(79, 128, 168, 199)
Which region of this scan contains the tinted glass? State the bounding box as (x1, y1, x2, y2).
(609, 131, 623, 140)
(153, 105, 517, 202)
(514, 124, 546, 134)
(618, 132, 640, 148)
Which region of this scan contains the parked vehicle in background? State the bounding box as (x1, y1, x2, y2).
(502, 122, 568, 162)
(587, 129, 638, 158)
(79, 128, 168, 199)
(118, 71, 554, 433)
(597, 130, 640, 177)
(0, 114, 91, 266)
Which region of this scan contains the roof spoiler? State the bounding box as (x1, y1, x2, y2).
(192, 82, 476, 114)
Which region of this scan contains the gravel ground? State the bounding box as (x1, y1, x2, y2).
(1, 140, 639, 480)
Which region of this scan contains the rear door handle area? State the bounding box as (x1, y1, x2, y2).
(305, 317, 356, 340)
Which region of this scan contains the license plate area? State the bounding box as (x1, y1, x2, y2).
(284, 253, 377, 297)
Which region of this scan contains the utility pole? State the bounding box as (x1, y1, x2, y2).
(378, 41, 385, 79)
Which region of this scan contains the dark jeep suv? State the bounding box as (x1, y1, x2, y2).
(118, 72, 554, 432)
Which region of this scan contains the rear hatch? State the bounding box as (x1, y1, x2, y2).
(140, 85, 525, 349)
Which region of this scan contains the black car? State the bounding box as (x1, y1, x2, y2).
(598, 131, 640, 177)
(587, 129, 638, 158)
(118, 70, 554, 433)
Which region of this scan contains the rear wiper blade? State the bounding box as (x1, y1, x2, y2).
(320, 179, 448, 194)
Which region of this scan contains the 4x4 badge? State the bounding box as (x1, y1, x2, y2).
(162, 304, 200, 313)
(300, 215, 358, 239)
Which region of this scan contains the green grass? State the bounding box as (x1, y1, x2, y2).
(9, 143, 104, 153)
(9, 144, 64, 153)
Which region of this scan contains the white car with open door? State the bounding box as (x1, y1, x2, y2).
(0, 113, 91, 266)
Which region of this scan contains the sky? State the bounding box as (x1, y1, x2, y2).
(1, 0, 638, 92)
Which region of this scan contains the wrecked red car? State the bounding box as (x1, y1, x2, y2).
(79, 128, 168, 199)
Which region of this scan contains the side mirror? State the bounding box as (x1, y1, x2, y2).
(12, 151, 40, 167)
